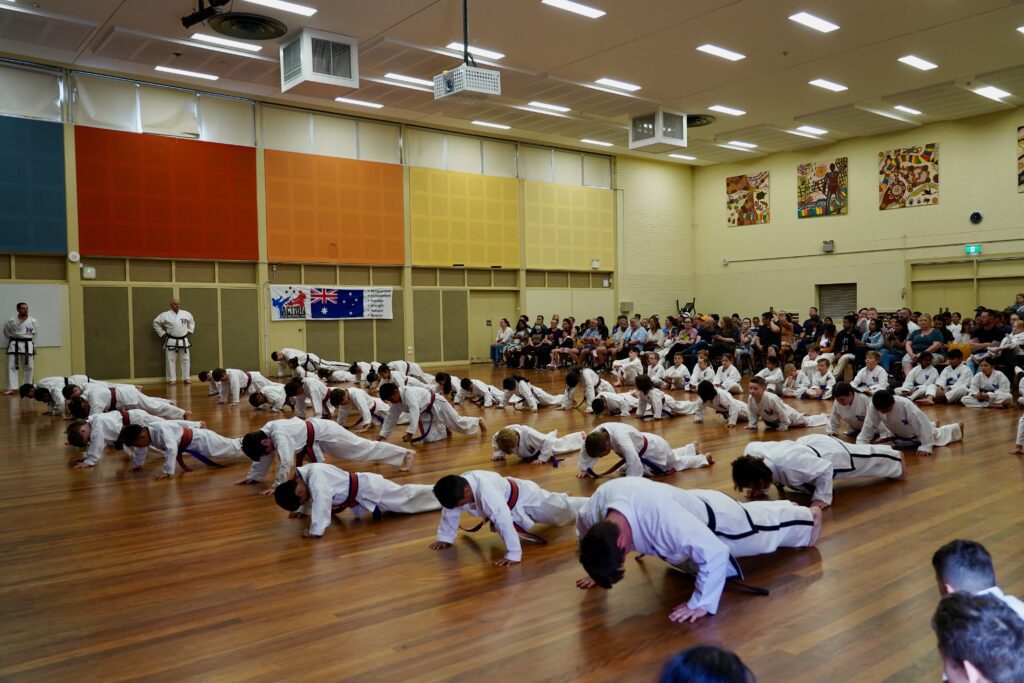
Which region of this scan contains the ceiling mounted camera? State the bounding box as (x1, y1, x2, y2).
(181, 0, 231, 30)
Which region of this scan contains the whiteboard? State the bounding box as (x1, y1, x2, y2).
(0, 284, 65, 347)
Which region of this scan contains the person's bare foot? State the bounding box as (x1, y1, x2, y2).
(1011, 447, 1023, 455)
(183, 411, 193, 420)
(703, 452, 714, 465)
(199, 420, 207, 429)
(693, 441, 701, 455)
(808, 506, 824, 547)
(958, 422, 965, 437)
(183, 379, 191, 384)
(3, 389, 16, 395)
(897, 458, 908, 480)
(916, 398, 934, 406)
(400, 450, 415, 471)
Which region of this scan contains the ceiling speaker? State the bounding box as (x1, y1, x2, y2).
(210, 12, 287, 40)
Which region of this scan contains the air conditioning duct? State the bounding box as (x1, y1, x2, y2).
(628, 108, 688, 152)
(280, 28, 359, 96)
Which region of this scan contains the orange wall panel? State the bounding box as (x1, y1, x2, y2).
(265, 150, 404, 265)
(76, 126, 257, 260)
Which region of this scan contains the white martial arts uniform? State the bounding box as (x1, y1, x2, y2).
(321, 369, 358, 383)
(491, 424, 584, 463)
(561, 368, 614, 411)
(961, 369, 1012, 408)
(611, 356, 643, 386)
(436, 470, 585, 562)
(755, 367, 784, 393)
(687, 365, 716, 391)
(578, 422, 708, 477)
(594, 390, 639, 416)
(851, 366, 889, 395)
(152, 309, 194, 382)
(1017, 415, 1024, 449)
(500, 379, 561, 411)
(33, 375, 109, 415)
(380, 386, 482, 443)
(218, 369, 271, 404)
(713, 365, 743, 394)
(694, 387, 751, 426)
(664, 362, 691, 390)
(782, 372, 811, 399)
(246, 417, 412, 487)
(387, 360, 433, 384)
(5, 314, 38, 389)
(895, 365, 939, 401)
(647, 362, 668, 388)
(827, 392, 875, 436)
(81, 384, 185, 420)
(141, 421, 244, 475)
(293, 376, 331, 418)
(801, 355, 821, 381)
(806, 369, 836, 400)
(80, 410, 200, 467)
(743, 434, 903, 506)
(747, 391, 828, 431)
(455, 379, 505, 408)
(334, 387, 406, 430)
(254, 382, 289, 412)
(278, 348, 322, 376)
(576, 478, 815, 615)
(348, 361, 381, 386)
(857, 396, 962, 454)
(296, 463, 440, 536)
(924, 363, 973, 404)
(636, 387, 699, 419)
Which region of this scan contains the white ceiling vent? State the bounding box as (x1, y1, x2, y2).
(628, 108, 687, 152)
(280, 28, 358, 97)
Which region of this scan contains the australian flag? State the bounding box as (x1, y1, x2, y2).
(310, 288, 364, 319)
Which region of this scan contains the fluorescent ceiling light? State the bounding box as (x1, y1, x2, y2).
(786, 130, 820, 139)
(696, 44, 745, 61)
(789, 12, 839, 33)
(154, 65, 218, 81)
(893, 105, 922, 115)
(517, 106, 568, 117)
(809, 78, 848, 92)
(727, 140, 757, 148)
(528, 100, 570, 112)
(472, 120, 510, 130)
(445, 42, 505, 60)
(898, 55, 937, 71)
(669, 153, 697, 160)
(796, 125, 827, 135)
(708, 104, 746, 116)
(335, 97, 382, 109)
(595, 77, 641, 92)
(719, 144, 754, 152)
(190, 33, 262, 52)
(973, 85, 1011, 101)
(241, 0, 317, 17)
(1017, 25, 1024, 34)
(384, 72, 434, 87)
(580, 138, 613, 147)
(541, 0, 605, 19)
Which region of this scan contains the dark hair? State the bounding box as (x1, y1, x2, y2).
(284, 379, 302, 397)
(979, 357, 993, 368)
(288, 358, 299, 369)
(433, 474, 469, 509)
(349, 362, 364, 374)
(329, 388, 347, 406)
(721, 352, 733, 363)
(460, 377, 473, 390)
(697, 380, 717, 402)
(114, 423, 145, 450)
(248, 392, 264, 408)
(62, 385, 78, 400)
(932, 540, 996, 593)
(317, 367, 332, 380)
(378, 383, 399, 401)
(68, 397, 89, 418)
(843, 314, 857, 325)
(18, 383, 35, 399)
(365, 371, 379, 385)
(947, 348, 963, 360)
(832, 382, 854, 398)
(918, 351, 932, 362)
(565, 370, 580, 388)
(198, 370, 212, 382)
(659, 646, 754, 683)
(932, 593, 1024, 683)
(211, 368, 227, 381)
(871, 390, 895, 410)
(434, 372, 454, 396)
(591, 397, 607, 415)
(579, 521, 626, 589)
(749, 376, 766, 388)
(241, 431, 269, 461)
(502, 377, 517, 391)
(765, 356, 778, 366)
(66, 419, 89, 448)
(273, 480, 302, 512)
(584, 430, 610, 457)
(731, 455, 773, 492)
(270, 351, 281, 361)
(635, 374, 653, 393)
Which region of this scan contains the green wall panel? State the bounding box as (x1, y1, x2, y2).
(343, 320, 374, 364)
(441, 289, 468, 362)
(179, 287, 219, 374)
(412, 290, 442, 363)
(221, 288, 260, 370)
(307, 320, 341, 363)
(83, 287, 130, 379)
(375, 291, 404, 363)
(132, 287, 174, 378)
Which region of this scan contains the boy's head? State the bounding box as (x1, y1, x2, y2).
(784, 362, 797, 377)
(865, 350, 880, 367)
(932, 593, 1024, 683)
(288, 358, 300, 369)
(584, 430, 612, 458)
(932, 540, 996, 596)
(248, 392, 267, 408)
(19, 383, 36, 399)
(433, 474, 472, 508)
(460, 377, 473, 391)
(494, 427, 520, 455)
(658, 646, 752, 683)
(635, 374, 654, 393)
(317, 367, 332, 380)
(501, 377, 517, 391)
(731, 455, 773, 498)
(329, 388, 347, 407)
(579, 521, 626, 589)
(211, 368, 228, 382)
(68, 397, 89, 418)
(748, 375, 766, 398)
(565, 370, 580, 388)
(34, 389, 53, 404)
(283, 379, 303, 397)
(66, 419, 91, 448)
(696, 380, 717, 402)
(817, 358, 831, 371)
(379, 383, 400, 402)
(365, 371, 379, 386)
(696, 354, 709, 368)
(647, 352, 660, 366)
(765, 356, 778, 369)
(918, 351, 933, 368)
(807, 344, 820, 356)
(241, 430, 271, 461)
(833, 382, 855, 405)
(198, 370, 212, 382)
(114, 424, 148, 449)
(673, 352, 684, 365)
(947, 348, 963, 366)
(273, 477, 310, 512)
(270, 351, 281, 361)
(978, 358, 993, 374)
(590, 397, 607, 415)
(872, 390, 895, 412)
(627, 348, 639, 359)
(720, 353, 733, 366)
(61, 385, 80, 400)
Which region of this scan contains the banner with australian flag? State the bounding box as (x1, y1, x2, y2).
(270, 285, 393, 321)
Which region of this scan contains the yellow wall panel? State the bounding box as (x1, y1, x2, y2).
(524, 181, 615, 271)
(410, 167, 519, 268)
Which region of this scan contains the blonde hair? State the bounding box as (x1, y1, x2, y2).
(494, 428, 519, 454)
(784, 363, 797, 374)
(866, 350, 881, 361)
(817, 357, 832, 368)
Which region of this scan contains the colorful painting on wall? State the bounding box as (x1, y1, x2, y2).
(797, 156, 849, 218)
(726, 171, 770, 226)
(878, 143, 939, 210)
(1017, 126, 1023, 193)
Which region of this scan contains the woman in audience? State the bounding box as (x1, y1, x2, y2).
(863, 318, 888, 369)
(954, 318, 973, 344)
(710, 315, 740, 361)
(735, 318, 755, 374)
(502, 319, 530, 367)
(645, 316, 665, 351)
(663, 316, 699, 364)
(490, 318, 513, 366)
(903, 313, 945, 374)
(547, 319, 577, 368)
(577, 319, 607, 368)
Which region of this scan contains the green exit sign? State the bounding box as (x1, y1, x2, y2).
(964, 244, 982, 255)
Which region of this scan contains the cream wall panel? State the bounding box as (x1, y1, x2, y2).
(482, 140, 517, 178)
(357, 120, 401, 164)
(524, 182, 615, 271)
(523, 289, 572, 319)
(261, 106, 310, 152)
(522, 146, 552, 182)
(200, 96, 254, 146)
(583, 155, 612, 188)
(312, 114, 357, 159)
(0, 64, 62, 121)
(571, 288, 616, 322)
(406, 128, 445, 169)
(140, 86, 199, 138)
(553, 151, 583, 186)
(446, 134, 482, 174)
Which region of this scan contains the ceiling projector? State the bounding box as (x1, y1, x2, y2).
(433, 64, 501, 100)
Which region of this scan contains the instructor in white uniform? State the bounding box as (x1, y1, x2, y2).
(5, 302, 38, 394)
(152, 298, 195, 383)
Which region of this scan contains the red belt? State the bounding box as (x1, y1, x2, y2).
(244, 372, 253, 391)
(460, 479, 545, 544)
(332, 472, 360, 512)
(119, 409, 131, 427)
(588, 435, 649, 478)
(175, 427, 227, 472)
(109, 387, 118, 411)
(296, 420, 317, 466)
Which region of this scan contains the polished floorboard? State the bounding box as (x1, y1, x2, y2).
(1, 366, 1022, 682)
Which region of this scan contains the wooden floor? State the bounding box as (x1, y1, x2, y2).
(1, 367, 1022, 683)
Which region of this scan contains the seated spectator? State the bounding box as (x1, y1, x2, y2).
(490, 318, 513, 366)
(903, 313, 945, 374)
(501, 319, 530, 367)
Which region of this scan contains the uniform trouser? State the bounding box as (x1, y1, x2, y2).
(6, 353, 33, 389)
(889, 423, 962, 449)
(319, 429, 409, 467)
(782, 386, 808, 398)
(1016, 416, 1024, 447)
(717, 380, 742, 394)
(518, 488, 583, 531)
(165, 347, 190, 382)
(351, 479, 441, 517)
(721, 501, 816, 555)
(130, 393, 187, 420)
(924, 384, 968, 403)
(663, 443, 710, 472)
(961, 391, 1012, 408)
(774, 414, 830, 429)
(902, 385, 934, 401)
(433, 400, 482, 436)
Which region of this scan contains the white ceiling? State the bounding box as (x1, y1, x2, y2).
(1, 0, 1022, 165)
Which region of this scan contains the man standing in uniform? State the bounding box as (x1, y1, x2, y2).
(4, 302, 38, 394)
(152, 298, 195, 384)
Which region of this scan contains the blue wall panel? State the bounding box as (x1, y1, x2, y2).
(0, 116, 67, 253)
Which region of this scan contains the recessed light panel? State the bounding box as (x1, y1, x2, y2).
(445, 42, 505, 60)
(789, 12, 839, 32)
(155, 65, 218, 81)
(893, 105, 922, 115)
(541, 0, 605, 19)
(580, 138, 613, 147)
(809, 78, 848, 92)
(708, 104, 746, 116)
(898, 55, 937, 71)
(241, 0, 317, 17)
(696, 44, 745, 61)
(335, 97, 382, 109)
(594, 77, 641, 92)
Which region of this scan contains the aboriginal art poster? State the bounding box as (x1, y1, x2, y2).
(878, 143, 939, 210)
(797, 156, 849, 218)
(726, 171, 770, 226)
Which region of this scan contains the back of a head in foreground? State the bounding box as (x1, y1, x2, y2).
(658, 645, 755, 683)
(932, 539, 997, 594)
(932, 592, 1024, 683)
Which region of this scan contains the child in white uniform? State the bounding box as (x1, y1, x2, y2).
(491, 424, 585, 465)
(919, 348, 972, 405)
(664, 352, 692, 390)
(611, 348, 643, 387)
(578, 422, 710, 479)
(561, 368, 614, 412)
(379, 384, 485, 443)
(456, 377, 506, 408)
(781, 363, 811, 399)
(500, 376, 561, 411)
(635, 375, 699, 419)
(895, 352, 939, 401)
(806, 358, 836, 400)
(827, 383, 876, 437)
(590, 391, 640, 417)
(687, 354, 715, 392)
(754, 357, 783, 394)
(857, 390, 963, 456)
(646, 352, 668, 388)
(850, 351, 889, 395)
(694, 380, 751, 427)
(961, 358, 1012, 408)
(745, 376, 829, 431)
(713, 353, 743, 394)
